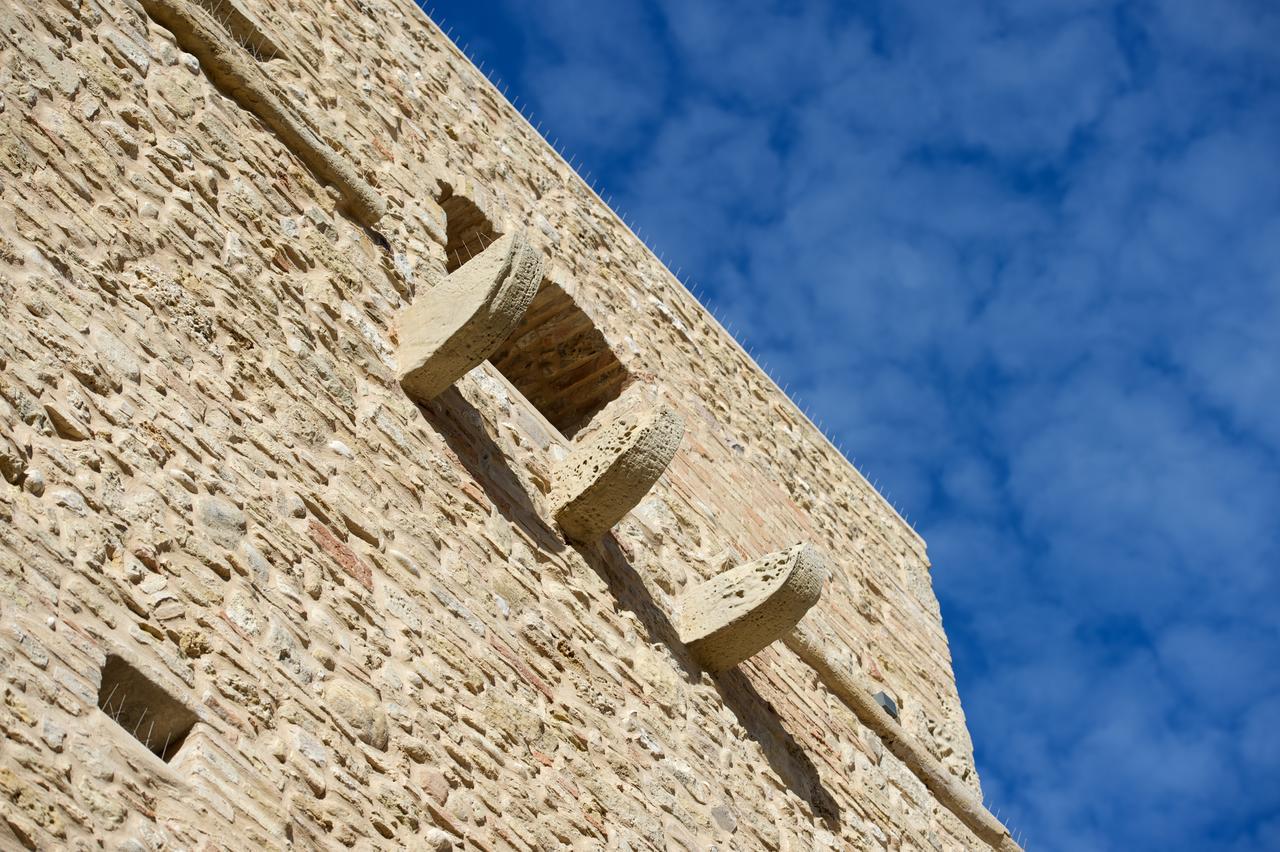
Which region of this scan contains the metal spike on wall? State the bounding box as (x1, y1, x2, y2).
(418, 4, 923, 537)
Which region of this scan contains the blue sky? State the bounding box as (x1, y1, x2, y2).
(420, 1, 1280, 848)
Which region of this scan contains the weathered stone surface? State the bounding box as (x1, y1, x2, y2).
(785, 622, 1021, 851)
(680, 543, 825, 671)
(324, 678, 389, 751)
(0, 0, 1007, 846)
(551, 405, 684, 542)
(136, 0, 385, 227)
(397, 231, 544, 402)
(196, 496, 246, 548)
(0, 434, 25, 485)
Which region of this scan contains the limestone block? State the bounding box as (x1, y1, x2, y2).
(551, 406, 684, 542)
(397, 232, 544, 402)
(679, 544, 825, 671)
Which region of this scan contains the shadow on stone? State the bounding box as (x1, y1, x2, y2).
(416, 386, 563, 555)
(712, 667, 841, 829)
(580, 536, 841, 829)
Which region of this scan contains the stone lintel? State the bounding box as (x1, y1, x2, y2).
(397, 231, 544, 402)
(679, 543, 825, 671)
(551, 406, 684, 542)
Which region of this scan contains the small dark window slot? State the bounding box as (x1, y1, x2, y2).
(97, 654, 197, 762)
(441, 192, 499, 273)
(873, 690, 900, 722)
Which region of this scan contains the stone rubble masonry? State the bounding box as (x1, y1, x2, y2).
(551, 405, 685, 543)
(137, 0, 386, 228)
(680, 543, 826, 672)
(397, 231, 545, 403)
(0, 0, 1010, 847)
(785, 624, 1022, 851)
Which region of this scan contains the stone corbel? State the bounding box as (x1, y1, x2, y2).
(550, 406, 684, 542)
(678, 543, 826, 671)
(397, 231, 544, 402)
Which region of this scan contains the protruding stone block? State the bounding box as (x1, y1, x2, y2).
(137, 0, 385, 227)
(679, 543, 826, 671)
(551, 406, 684, 542)
(783, 623, 1022, 851)
(397, 232, 544, 402)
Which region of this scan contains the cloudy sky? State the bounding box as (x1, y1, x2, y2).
(423, 1, 1280, 848)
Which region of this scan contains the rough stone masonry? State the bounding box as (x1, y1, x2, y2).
(0, 0, 1018, 848)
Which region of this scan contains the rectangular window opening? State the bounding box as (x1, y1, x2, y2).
(98, 654, 197, 762)
(489, 278, 631, 439)
(441, 191, 500, 273)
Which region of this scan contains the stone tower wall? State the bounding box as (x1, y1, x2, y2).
(0, 0, 1001, 848)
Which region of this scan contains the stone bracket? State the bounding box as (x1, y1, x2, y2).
(679, 543, 826, 671)
(397, 231, 545, 402)
(551, 405, 684, 542)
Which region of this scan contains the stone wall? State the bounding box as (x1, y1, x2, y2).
(0, 0, 998, 848)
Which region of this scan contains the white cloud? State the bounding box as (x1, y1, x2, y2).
(465, 0, 1280, 846)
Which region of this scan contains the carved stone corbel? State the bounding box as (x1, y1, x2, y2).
(397, 231, 544, 402)
(678, 543, 825, 671)
(550, 406, 684, 542)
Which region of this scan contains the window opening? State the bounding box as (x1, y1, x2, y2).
(488, 278, 630, 438)
(98, 654, 198, 761)
(441, 191, 499, 273)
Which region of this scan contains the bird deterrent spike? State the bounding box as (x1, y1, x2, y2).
(133, 706, 148, 737)
(101, 681, 120, 711)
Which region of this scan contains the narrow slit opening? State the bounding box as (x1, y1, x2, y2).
(441, 190, 499, 273)
(97, 654, 197, 762)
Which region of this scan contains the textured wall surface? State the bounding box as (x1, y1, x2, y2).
(0, 0, 994, 848)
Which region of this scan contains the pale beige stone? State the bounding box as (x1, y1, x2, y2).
(136, 0, 385, 227)
(397, 231, 544, 402)
(679, 544, 825, 671)
(324, 678, 389, 751)
(784, 623, 1022, 851)
(551, 405, 684, 542)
